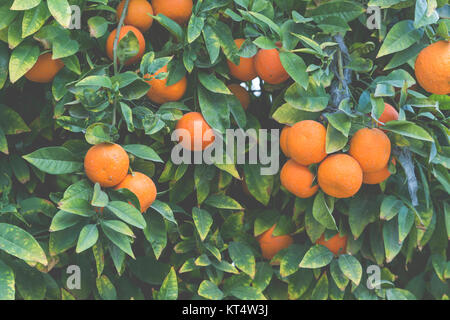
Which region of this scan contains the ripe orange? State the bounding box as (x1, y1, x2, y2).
(317, 154, 363, 198)
(227, 39, 258, 82)
(363, 158, 396, 185)
(228, 84, 250, 110)
(280, 126, 291, 157)
(175, 112, 215, 151)
(414, 40, 450, 95)
(280, 159, 318, 198)
(25, 53, 64, 83)
(286, 120, 327, 166)
(114, 172, 157, 213)
(377, 103, 398, 126)
(106, 25, 145, 66)
(84, 143, 129, 188)
(257, 224, 293, 260)
(349, 128, 391, 173)
(316, 233, 347, 255)
(146, 65, 187, 104)
(151, 0, 193, 25)
(117, 0, 154, 32)
(254, 47, 289, 85)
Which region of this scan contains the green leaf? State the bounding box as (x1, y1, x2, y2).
(85, 123, 116, 145)
(198, 280, 224, 300)
(230, 286, 266, 300)
(330, 259, 349, 291)
(192, 208, 213, 241)
(285, 82, 329, 112)
(198, 72, 231, 95)
(59, 198, 96, 217)
(107, 201, 146, 229)
(204, 194, 243, 210)
(272, 103, 319, 125)
(157, 267, 178, 300)
(187, 15, 205, 43)
(0, 259, 15, 300)
(312, 191, 337, 230)
(386, 288, 416, 300)
(0, 223, 47, 265)
(96, 275, 117, 300)
(50, 210, 82, 232)
(11, 0, 41, 11)
(228, 242, 256, 278)
(338, 254, 362, 286)
(152, 14, 184, 42)
(398, 206, 414, 242)
(383, 120, 433, 141)
(143, 212, 166, 259)
(377, 20, 423, 58)
(279, 51, 308, 89)
(23, 147, 82, 174)
(380, 195, 403, 220)
(311, 273, 329, 300)
(9, 42, 40, 83)
(280, 244, 305, 277)
(308, 1, 364, 23)
(124, 144, 163, 163)
(151, 200, 177, 225)
(102, 225, 134, 259)
(0, 104, 30, 135)
(101, 220, 134, 238)
(76, 224, 99, 253)
(299, 245, 334, 269)
(47, 0, 71, 28)
(383, 219, 403, 263)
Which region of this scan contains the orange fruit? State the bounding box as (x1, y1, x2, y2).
(363, 158, 396, 185)
(377, 103, 398, 126)
(280, 126, 290, 157)
(227, 39, 258, 82)
(84, 143, 129, 188)
(106, 25, 145, 66)
(228, 84, 250, 110)
(117, 0, 154, 32)
(175, 112, 215, 151)
(286, 120, 327, 166)
(114, 172, 157, 213)
(257, 224, 293, 260)
(318, 154, 363, 198)
(280, 159, 318, 198)
(25, 53, 64, 83)
(316, 233, 347, 255)
(414, 40, 450, 95)
(349, 128, 391, 173)
(146, 65, 187, 104)
(254, 47, 289, 85)
(151, 0, 193, 25)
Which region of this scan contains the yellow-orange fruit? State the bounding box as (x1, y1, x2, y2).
(316, 233, 347, 255)
(84, 143, 129, 188)
(117, 0, 154, 32)
(280, 160, 318, 198)
(287, 120, 327, 166)
(378, 103, 399, 125)
(175, 112, 215, 151)
(228, 84, 250, 110)
(25, 53, 64, 83)
(363, 158, 396, 185)
(146, 65, 187, 104)
(106, 25, 145, 66)
(227, 39, 258, 82)
(414, 40, 450, 95)
(151, 0, 193, 25)
(114, 172, 157, 212)
(257, 225, 293, 260)
(280, 126, 290, 157)
(349, 128, 391, 173)
(254, 48, 289, 85)
(318, 154, 363, 198)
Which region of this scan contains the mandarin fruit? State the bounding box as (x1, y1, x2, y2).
(287, 120, 327, 166)
(257, 224, 293, 260)
(280, 160, 318, 198)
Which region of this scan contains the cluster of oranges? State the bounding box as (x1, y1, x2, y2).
(106, 0, 192, 105)
(84, 143, 157, 213)
(256, 103, 400, 261)
(280, 103, 398, 200)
